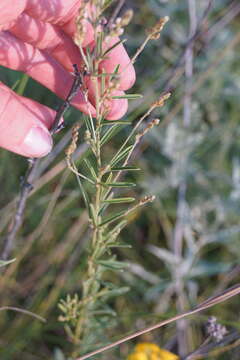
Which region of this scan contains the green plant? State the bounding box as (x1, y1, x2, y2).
(57, 2, 169, 357)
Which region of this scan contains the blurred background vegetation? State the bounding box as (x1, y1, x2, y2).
(0, 0, 240, 359)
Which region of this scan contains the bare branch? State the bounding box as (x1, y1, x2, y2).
(1, 65, 83, 260)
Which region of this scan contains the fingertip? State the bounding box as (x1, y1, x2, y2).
(100, 37, 136, 91)
(119, 63, 136, 91)
(105, 91, 128, 120)
(0, 83, 54, 158)
(20, 126, 53, 158)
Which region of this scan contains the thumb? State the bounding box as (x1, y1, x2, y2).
(0, 82, 54, 158)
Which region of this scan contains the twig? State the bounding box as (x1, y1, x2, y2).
(183, 331, 240, 360)
(172, 0, 197, 355)
(162, 0, 214, 93)
(76, 283, 240, 360)
(0, 306, 46, 322)
(1, 65, 83, 260)
(107, 0, 126, 29)
(206, 0, 240, 42)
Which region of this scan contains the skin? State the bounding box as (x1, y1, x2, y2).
(0, 0, 136, 157)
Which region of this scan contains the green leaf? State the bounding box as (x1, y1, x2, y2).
(0, 258, 16, 268)
(100, 125, 122, 146)
(96, 259, 129, 270)
(84, 114, 95, 138)
(11, 79, 20, 91)
(112, 94, 143, 100)
(16, 74, 29, 95)
(95, 72, 121, 78)
(101, 120, 132, 126)
(107, 242, 132, 248)
(101, 182, 136, 188)
(110, 166, 141, 172)
(102, 0, 115, 11)
(103, 197, 135, 204)
(107, 220, 128, 238)
(89, 204, 98, 227)
(102, 40, 126, 58)
(101, 286, 130, 298)
(84, 158, 97, 179)
(111, 145, 134, 167)
(99, 210, 126, 226)
(75, 175, 90, 213)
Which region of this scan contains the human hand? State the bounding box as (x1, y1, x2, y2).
(0, 0, 136, 157)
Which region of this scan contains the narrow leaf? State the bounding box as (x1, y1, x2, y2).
(99, 210, 126, 226)
(112, 94, 143, 100)
(101, 286, 130, 298)
(110, 166, 141, 172)
(111, 145, 133, 166)
(96, 259, 129, 270)
(100, 182, 136, 188)
(102, 40, 126, 57)
(103, 197, 135, 204)
(107, 242, 132, 249)
(75, 174, 90, 213)
(106, 220, 128, 239)
(0, 258, 15, 268)
(101, 120, 132, 126)
(84, 158, 97, 179)
(101, 125, 122, 146)
(89, 204, 97, 227)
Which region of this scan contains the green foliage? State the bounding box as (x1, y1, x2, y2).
(0, 0, 240, 359)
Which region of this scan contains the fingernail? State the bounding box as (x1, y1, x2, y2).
(22, 126, 53, 157)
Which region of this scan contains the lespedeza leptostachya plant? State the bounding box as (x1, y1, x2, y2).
(58, 1, 170, 357)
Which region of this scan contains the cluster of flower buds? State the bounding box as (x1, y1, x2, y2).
(101, 76, 121, 115)
(139, 195, 156, 206)
(108, 9, 134, 38)
(135, 118, 160, 144)
(146, 16, 169, 40)
(206, 316, 228, 342)
(58, 294, 80, 323)
(74, 0, 89, 46)
(65, 124, 80, 158)
(152, 92, 171, 108)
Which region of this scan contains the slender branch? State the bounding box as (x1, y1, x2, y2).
(0, 306, 46, 322)
(162, 0, 214, 93)
(77, 283, 240, 360)
(183, 332, 240, 360)
(1, 65, 83, 260)
(107, 0, 126, 29)
(172, 0, 197, 355)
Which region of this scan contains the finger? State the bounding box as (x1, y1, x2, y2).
(61, 14, 94, 47)
(106, 90, 128, 120)
(100, 37, 136, 91)
(0, 31, 96, 117)
(25, 0, 81, 26)
(0, 82, 54, 158)
(25, 0, 94, 47)
(0, 0, 27, 31)
(9, 13, 84, 72)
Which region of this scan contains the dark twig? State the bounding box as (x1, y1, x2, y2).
(1, 65, 83, 260)
(107, 0, 126, 29)
(183, 331, 240, 360)
(162, 0, 214, 93)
